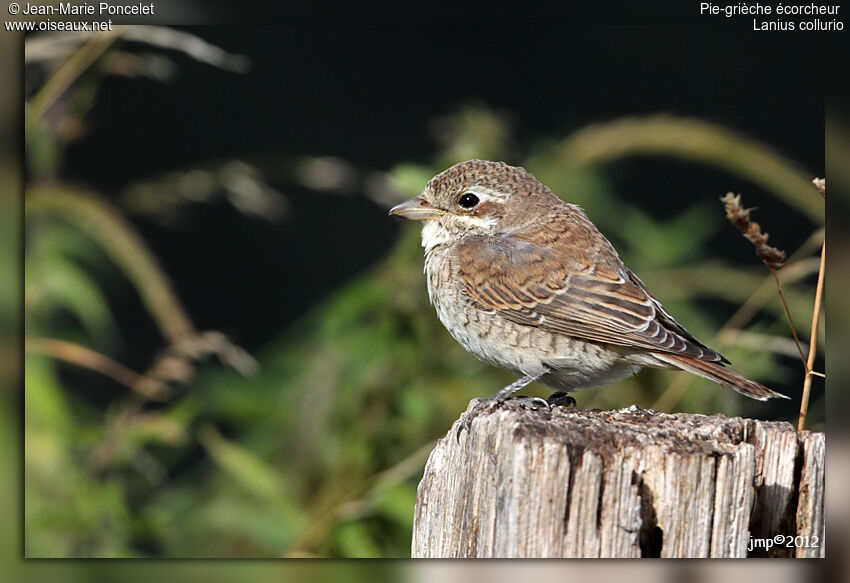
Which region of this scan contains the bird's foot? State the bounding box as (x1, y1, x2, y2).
(512, 395, 552, 410)
(457, 397, 504, 442)
(457, 394, 556, 441)
(546, 391, 577, 408)
(455, 372, 548, 442)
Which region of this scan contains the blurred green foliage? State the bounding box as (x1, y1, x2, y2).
(22, 29, 824, 558)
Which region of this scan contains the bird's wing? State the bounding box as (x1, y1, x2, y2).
(455, 220, 727, 363)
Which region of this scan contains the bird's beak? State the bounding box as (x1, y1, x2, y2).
(388, 196, 443, 221)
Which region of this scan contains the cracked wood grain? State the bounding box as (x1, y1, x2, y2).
(412, 401, 824, 558)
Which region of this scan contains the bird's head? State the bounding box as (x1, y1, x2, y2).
(389, 160, 560, 250)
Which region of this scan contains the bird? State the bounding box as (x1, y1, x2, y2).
(389, 160, 788, 429)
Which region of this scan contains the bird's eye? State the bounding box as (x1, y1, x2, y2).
(458, 193, 480, 209)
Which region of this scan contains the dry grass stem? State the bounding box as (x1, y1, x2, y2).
(26, 27, 250, 71)
(720, 192, 807, 366)
(718, 182, 824, 432)
(720, 192, 786, 269)
(798, 238, 825, 431)
(768, 269, 808, 364)
(27, 185, 196, 343)
(26, 31, 122, 132)
(143, 330, 260, 386)
(796, 178, 825, 431)
(27, 186, 258, 400)
(25, 337, 170, 400)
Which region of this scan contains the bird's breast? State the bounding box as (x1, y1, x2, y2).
(421, 238, 633, 387)
(423, 242, 547, 374)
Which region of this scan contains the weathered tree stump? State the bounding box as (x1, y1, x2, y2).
(412, 401, 824, 558)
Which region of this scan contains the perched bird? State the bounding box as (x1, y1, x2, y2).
(389, 160, 787, 425)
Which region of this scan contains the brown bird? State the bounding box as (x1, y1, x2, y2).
(390, 160, 788, 427)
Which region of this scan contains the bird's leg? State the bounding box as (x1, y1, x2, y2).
(457, 370, 548, 440)
(490, 374, 540, 401)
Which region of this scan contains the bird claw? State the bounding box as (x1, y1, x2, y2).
(456, 397, 503, 442)
(456, 395, 557, 442)
(456, 372, 551, 442)
(512, 395, 551, 410)
(546, 391, 577, 408)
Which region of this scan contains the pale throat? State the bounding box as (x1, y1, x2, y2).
(420, 215, 498, 254)
(421, 220, 452, 253)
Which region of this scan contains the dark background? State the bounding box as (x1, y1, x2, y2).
(62, 25, 824, 356)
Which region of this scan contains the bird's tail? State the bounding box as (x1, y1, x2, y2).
(654, 353, 789, 401)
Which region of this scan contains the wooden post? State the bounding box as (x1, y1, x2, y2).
(412, 401, 824, 558)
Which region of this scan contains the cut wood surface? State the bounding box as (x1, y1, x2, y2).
(412, 400, 824, 558)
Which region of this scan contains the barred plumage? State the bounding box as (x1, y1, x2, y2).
(391, 160, 788, 402)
